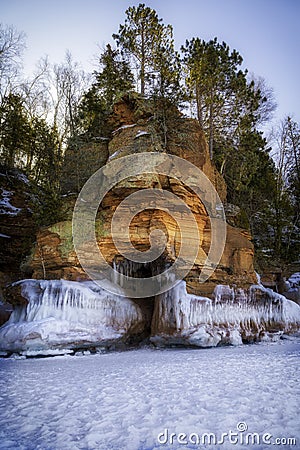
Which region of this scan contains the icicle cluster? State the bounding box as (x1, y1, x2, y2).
(1, 275, 299, 354)
(152, 281, 300, 347)
(0, 279, 144, 354)
(8, 279, 142, 326)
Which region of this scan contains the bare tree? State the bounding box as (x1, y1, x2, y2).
(20, 56, 52, 120)
(250, 74, 277, 126)
(270, 116, 300, 258)
(50, 51, 90, 148)
(0, 23, 26, 100)
(272, 117, 300, 186)
(17, 51, 90, 155)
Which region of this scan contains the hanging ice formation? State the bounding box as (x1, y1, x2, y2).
(0, 274, 299, 355)
(112, 257, 171, 285)
(151, 281, 300, 347)
(0, 279, 144, 354)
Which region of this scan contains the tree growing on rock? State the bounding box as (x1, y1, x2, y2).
(94, 43, 134, 108)
(113, 3, 181, 101)
(74, 44, 134, 138)
(181, 37, 263, 159)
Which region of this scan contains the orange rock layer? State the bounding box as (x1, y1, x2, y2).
(26, 97, 257, 297)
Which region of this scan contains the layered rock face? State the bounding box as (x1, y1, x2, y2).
(60, 141, 109, 194)
(1, 97, 299, 354)
(0, 169, 35, 276)
(27, 97, 257, 295)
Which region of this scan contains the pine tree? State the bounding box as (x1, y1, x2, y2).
(182, 37, 262, 159)
(74, 45, 134, 141)
(113, 3, 179, 98)
(95, 44, 134, 107)
(0, 93, 31, 167)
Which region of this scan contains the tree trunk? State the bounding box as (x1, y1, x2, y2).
(287, 118, 300, 185)
(220, 157, 226, 175)
(208, 100, 214, 160)
(141, 25, 145, 95)
(195, 82, 203, 129)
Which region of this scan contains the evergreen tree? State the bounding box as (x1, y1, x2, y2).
(113, 3, 180, 99)
(75, 86, 107, 140)
(0, 93, 31, 167)
(0, 93, 61, 180)
(74, 45, 134, 141)
(181, 37, 262, 159)
(30, 121, 63, 226)
(95, 44, 134, 107)
(29, 119, 60, 186)
(151, 41, 183, 103)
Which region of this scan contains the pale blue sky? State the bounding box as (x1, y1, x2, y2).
(0, 0, 299, 123)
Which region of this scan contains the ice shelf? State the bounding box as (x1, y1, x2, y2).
(0, 278, 299, 355)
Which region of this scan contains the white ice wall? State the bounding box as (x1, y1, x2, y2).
(152, 281, 300, 347)
(0, 279, 144, 354)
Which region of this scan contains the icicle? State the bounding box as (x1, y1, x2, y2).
(0, 279, 144, 353)
(153, 280, 300, 346)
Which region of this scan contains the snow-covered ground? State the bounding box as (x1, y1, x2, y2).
(0, 339, 299, 450)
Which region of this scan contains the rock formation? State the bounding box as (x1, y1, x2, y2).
(26, 96, 257, 294)
(0, 96, 299, 354)
(0, 169, 35, 277)
(0, 168, 36, 325)
(60, 140, 109, 194)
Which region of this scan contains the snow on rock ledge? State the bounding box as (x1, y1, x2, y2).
(283, 272, 300, 304)
(151, 281, 300, 348)
(0, 279, 144, 355)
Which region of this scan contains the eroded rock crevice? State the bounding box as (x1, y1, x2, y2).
(112, 256, 169, 340)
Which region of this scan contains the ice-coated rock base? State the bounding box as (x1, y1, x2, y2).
(151, 281, 300, 347)
(0, 278, 299, 356)
(0, 279, 144, 356)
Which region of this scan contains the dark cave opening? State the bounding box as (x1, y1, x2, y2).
(112, 256, 168, 340)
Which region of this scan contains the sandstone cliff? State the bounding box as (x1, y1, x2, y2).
(0, 168, 36, 325)
(27, 95, 257, 296)
(1, 97, 300, 353)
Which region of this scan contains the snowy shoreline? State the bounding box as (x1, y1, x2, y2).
(0, 340, 299, 450)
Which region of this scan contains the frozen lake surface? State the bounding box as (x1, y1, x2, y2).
(0, 339, 299, 450)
